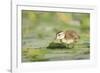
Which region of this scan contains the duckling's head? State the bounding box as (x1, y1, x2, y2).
(56, 31, 65, 40)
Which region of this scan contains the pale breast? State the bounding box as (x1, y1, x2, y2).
(62, 39, 74, 44)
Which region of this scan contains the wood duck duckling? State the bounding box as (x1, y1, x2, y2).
(56, 30, 80, 48)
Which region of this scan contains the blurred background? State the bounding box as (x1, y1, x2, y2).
(22, 10, 90, 48)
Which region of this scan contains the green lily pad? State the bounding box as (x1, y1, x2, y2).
(47, 42, 67, 49)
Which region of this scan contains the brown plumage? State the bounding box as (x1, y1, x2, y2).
(56, 30, 80, 44)
(64, 30, 80, 42)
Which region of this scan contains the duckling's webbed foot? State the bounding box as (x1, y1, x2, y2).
(66, 43, 74, 49)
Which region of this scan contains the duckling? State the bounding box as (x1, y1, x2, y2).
(56, 30, 80, 48)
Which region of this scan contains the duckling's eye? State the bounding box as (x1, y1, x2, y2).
(58, 34, 60, 36)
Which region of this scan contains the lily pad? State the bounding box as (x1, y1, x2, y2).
(47, 42, 67, 49)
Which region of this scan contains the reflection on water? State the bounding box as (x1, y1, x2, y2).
(22, 37, 53, 49)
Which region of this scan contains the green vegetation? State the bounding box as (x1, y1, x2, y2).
(22, 48, 49, 61)
(47, 42, 67, 49)
(22, 46, 90, 62)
